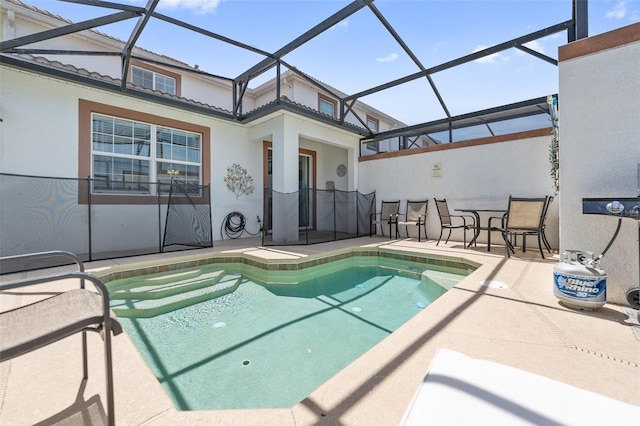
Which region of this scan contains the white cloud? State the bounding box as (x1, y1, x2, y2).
(472, 45, 508, 64)
(156, 0, 223, 14)
(606, 1, 627, 19)
(329, 19, 348, 31)
(376, 52, 398, 63)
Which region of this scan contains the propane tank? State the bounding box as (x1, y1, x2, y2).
(553, 250, 606, 310)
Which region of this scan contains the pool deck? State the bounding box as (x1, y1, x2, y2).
(1, 237, 639, 425)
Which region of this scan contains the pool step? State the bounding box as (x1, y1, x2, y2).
(110, 269, 227, 300)
(110, 272, 242, 318)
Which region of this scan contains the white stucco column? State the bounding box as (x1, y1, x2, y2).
(271, 115, 300, 243)
(347, 146, 358, 191)
(346, 146, 358, 235)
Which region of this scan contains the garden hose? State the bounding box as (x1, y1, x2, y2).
(220, 212, 261, 239)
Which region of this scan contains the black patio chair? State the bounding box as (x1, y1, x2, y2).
(489, 196, 549, 259)
(396, 200, 429, 241)
(434, 198, 476, 248)
(370, 200, 400, 238)
(0, 251, 122, 426)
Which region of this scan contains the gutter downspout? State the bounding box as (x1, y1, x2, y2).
(283, 73, 293, 100)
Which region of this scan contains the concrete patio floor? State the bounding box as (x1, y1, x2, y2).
(1, 236, 638, 425)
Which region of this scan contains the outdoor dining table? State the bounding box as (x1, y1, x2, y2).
(455, 208, 507, 249)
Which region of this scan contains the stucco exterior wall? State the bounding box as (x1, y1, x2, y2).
(558, 23, 640, 305)
(358, 134, 559, 245)
(270, 75, 399, 132)
(2, 68, 81, 177)
(0, 66, 265, 253)
(181, 75, 235, 112)
(247, 112, 361, 191)
(2, 3, 399, 139)
(252, 79, 281, 110)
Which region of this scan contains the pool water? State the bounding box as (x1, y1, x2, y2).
(111, 260, 463, 410)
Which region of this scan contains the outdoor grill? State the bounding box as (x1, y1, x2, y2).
(582, 196, 640, 315)
(582, 197, 640, 220)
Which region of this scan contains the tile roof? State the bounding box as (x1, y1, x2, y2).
(3, 53, 231, 115)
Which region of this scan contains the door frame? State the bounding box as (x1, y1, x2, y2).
(263, 141, 317, 230)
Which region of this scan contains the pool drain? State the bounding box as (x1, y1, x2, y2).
(242, 360, 250, 366)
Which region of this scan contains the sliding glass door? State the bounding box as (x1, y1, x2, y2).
(264, 145, 316, 232)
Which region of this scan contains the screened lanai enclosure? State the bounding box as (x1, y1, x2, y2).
(0, 0, 590, 258)
(0, 0, 587, 141)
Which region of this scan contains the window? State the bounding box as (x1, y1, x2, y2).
(364, 141, 380, 153)
(366, 115, 379, 132)
(80, 100, 209, 204)
(90, 113, 201, 195)
(318, 94, 337, 118)
(132, 66, 176, 95)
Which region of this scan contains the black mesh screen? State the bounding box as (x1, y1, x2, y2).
(0, 173, 211, 274)
(0, 174, 90, 268)
(262, 188, 375, 246)
(162, 181, 213, 250)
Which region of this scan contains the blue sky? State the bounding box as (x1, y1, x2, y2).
(22, 0, 640, 124)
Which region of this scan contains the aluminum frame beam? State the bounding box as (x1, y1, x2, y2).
(60, 0, 146, 13)
(129, 56, 233, 82)
(0, 10, 139, 51)
(1, 0, 584, 143)
(152, 13, 274, 59)
(367, 2, 451, 119)
(121, 0, 160, 89)
(63, 0, 277, 58)
(5, 49, 121, 56)
(0, 54, 232, 120)
(515, 45, 558, 66)
(572, 0, 589, 41)
(235, 0, 374, 83)
(362, 96, 552, 144)
(344, 20, 572, 103)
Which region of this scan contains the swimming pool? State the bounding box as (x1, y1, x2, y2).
(105, 250, 472, 410)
